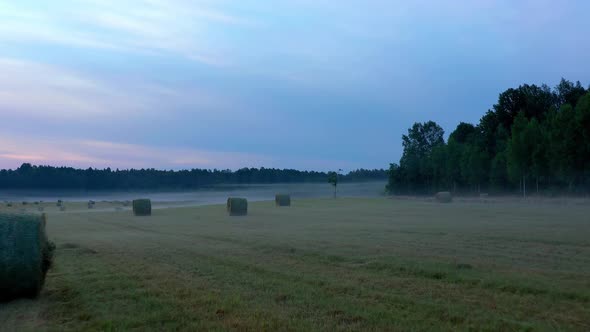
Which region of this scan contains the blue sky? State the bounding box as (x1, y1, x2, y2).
(0, 0, 589, 171)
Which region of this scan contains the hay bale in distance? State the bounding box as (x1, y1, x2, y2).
(132, 199, 152, 216)
(275, 194, 291, 207)
(435, 192, 453, 203)
(227, 198, 248, 216)
(0, 213, 55, 301)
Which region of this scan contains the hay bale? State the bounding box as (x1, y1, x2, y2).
(275, 194, 291, 207)
(227, 198, 248, 216)
(87, 202, 94, 209)
(6, 203, 12, 207)
(132, 199, 151, 216)
(0, 213, 55, 301)
(435, 192, 453, 203)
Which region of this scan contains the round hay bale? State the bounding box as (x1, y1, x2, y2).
(227, 198, 248, 216)
(0, 213, 55, 301)
(275, 194, 291, 207)
(435, 192, 453, 203)
(132, 199, 152, 216)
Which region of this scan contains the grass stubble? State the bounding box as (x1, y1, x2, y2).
(1, 198, 589, 331)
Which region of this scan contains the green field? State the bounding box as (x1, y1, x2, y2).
(1, 198, 590, 331)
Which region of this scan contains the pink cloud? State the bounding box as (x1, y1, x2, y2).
(0, 135, 362, 171)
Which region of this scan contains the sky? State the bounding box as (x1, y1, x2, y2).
(1, 0, 589, 171)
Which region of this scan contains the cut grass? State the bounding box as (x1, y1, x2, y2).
(1, 198, 589, 331)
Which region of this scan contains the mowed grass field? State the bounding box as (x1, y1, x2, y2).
(1, 198, 590, 331)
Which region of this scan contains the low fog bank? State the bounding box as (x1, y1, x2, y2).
(0, 182, 387, 205)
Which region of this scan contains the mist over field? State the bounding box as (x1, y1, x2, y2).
(0, 182, 386, 205)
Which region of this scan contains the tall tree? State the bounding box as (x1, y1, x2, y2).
(327, 171, 338, 198)
(555, 78, 587, 108)
(547, 104, 583, 192)
(489, 125, 510, 190)
(526, 118, 548, 193)
(507, 112, 530, 196)
(399, 121, 445, 193)
(460, 134, 489, 194)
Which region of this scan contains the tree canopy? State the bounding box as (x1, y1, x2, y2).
(387, 79, 590, 196)
(0, 165, 387, 190)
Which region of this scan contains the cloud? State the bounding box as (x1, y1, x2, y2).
(0, 135, 266, 169)
(0, 58, 149, 118)
(0, 135, 360, 171)
(0, 57, 235, 120)
(0, 0, 253, 66)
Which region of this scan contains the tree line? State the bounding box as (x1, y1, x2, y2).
(0, 164, 387, 190)
(387, 79, 590, 196)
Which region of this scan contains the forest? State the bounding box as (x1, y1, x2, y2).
(0, 164, 387, 190)
(387, 79, 590, 196)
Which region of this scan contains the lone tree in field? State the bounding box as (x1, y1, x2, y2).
(328, 171, 338, 198)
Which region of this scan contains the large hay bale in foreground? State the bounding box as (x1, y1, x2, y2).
(132, 199, 152, 216)
(275, 194, 291, 207)
(435, 192, 453, 203)
(0, 213, 54, 301)
(227, 198, 248, 216)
